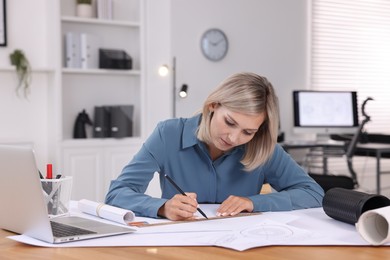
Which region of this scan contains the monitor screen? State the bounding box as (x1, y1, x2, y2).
(293, 90, 359, 135)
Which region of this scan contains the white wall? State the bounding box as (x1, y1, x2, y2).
(144, 0, 172, 135)
(0, 0, 51, 67)
(170, 0, 310, 141)
(0, 0, 309, 170)
(0, 0, 54, 170)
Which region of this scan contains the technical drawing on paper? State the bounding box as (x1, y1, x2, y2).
(210, 220, 314, 249)
(240, 225, 294, 241)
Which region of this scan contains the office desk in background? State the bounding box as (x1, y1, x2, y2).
(355, 143, 390, 194)
(281, 139, 346, 175)
(281, 141, 390, 194)
(1, 229, 389, 260)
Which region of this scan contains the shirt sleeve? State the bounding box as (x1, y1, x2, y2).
(248, 145, 324, 212)
(105, 122, 168, 218)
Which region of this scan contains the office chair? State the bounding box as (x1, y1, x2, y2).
(308, 97, 374, 191)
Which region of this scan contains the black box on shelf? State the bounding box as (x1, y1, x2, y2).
(99, 49, 132, 70)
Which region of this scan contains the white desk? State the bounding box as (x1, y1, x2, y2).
(6, 204, 388, 251)
(1, 228, 389, 260)
(281, 140, 346, 175)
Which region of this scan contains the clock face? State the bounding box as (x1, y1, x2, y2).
(200, 28, 228, 62)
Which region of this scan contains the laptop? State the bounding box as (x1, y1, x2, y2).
(0, 145, 136, 243)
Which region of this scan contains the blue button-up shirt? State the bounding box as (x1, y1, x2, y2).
(105, 115, 324, 218)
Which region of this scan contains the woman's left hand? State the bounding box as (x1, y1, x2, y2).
(217, 195, 254, 217)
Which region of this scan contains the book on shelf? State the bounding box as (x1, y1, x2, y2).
(97, 0, 113, 20)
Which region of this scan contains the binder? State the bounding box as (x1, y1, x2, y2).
(93, 105, 134, 138)
(93, 106, 110, 138)
(65, 32, 81, 68)
(110, 105, 134, 138)
(80, 33, 99, 69)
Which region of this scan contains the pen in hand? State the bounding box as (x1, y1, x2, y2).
(164, 174, 208, 219)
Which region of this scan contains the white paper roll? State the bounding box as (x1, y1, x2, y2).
(78, 199, 135, 225)
(356, 205, 390, 245)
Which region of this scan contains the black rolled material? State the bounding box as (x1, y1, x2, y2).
(323, 187, 390, 225)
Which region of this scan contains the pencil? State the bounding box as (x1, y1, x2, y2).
(164, 174, 208, 219)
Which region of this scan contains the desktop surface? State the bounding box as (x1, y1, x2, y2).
(1, 228, 389, 260)
(281, 139, 345, 148)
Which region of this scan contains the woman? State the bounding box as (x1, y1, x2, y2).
(105, 72, 324, 220)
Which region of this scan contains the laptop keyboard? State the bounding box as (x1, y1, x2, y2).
(50, 221, 97, 237)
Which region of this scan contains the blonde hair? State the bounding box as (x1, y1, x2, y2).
(197, 72, 279, 171)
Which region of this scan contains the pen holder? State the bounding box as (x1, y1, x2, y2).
(323, 187, 390, 225)
(40, 176, 73, 216)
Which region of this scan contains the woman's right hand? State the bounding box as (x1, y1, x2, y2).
(157, 193, 199, 221)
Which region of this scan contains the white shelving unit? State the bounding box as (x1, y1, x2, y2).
(61, 15, 140, 27)
(58, 0, 145, 201)
(0, 66, 54, 73)
(62, 67, 141, 75)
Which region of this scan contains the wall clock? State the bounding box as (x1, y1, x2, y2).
(200, 28, 228, 62)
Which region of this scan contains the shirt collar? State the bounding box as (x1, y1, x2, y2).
(181, 114, 245, 155)
(182, 114, 202, 149)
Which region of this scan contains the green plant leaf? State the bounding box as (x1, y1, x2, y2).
(77, 0, 92, 4)
(9, 49, 32, 98)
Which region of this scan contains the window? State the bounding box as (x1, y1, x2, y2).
(311, 0, 390, 133)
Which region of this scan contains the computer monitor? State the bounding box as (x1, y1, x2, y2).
(293, 90, 359, 136)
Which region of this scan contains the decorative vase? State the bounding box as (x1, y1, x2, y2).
(76, 4, 93, 18)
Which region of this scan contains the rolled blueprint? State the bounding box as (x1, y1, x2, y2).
(356, 206, 390, 245)
(78, 199, 135, 225)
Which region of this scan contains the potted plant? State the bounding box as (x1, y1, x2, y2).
(76, 0, 93, 18)
(9, 49, 32, 98)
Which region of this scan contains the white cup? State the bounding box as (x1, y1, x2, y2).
(41, 176, 73, 216)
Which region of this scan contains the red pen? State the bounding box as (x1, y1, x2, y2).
(46, 164, 53, 179)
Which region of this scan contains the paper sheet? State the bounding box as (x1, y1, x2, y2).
(7, 204, 390, 251)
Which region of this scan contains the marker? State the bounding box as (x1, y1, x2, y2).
(46, 164, 53, 179)
(38, 170, 44, 179)
(164, 174, 208, 219)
